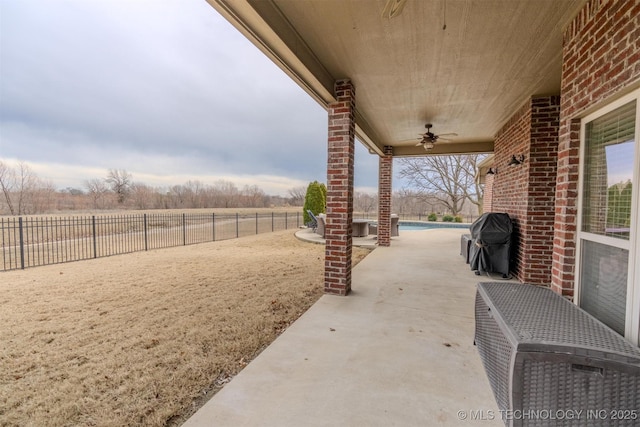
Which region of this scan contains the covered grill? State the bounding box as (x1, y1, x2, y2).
(469, 213, 512, 278)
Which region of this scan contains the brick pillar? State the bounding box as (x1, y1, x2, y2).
(551, 119, 580, 297)
(482, 173, 494, 213)
(378, 146, 393, 247)
(525, 96, 560, 286)
(491, 96, 559, 285)
(324, 79, 355, 295)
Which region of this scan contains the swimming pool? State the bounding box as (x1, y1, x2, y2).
(399, 221, 470, 231)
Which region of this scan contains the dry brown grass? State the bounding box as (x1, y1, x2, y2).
(0, 230, 371, 427)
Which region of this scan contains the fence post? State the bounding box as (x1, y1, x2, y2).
(92, 216, 97, 258)
(143, 214, 148, 251)
(18, 217, 25, 269)
(285, 212, 288, 230)
(212, 213, 216, 241)
(236, 213, 239, 238)
(272, 212, 274, 231)
(256, 212, 258, 235)
(183, 213, 186, 245)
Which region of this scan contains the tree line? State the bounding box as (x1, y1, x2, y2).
(0, 162, 295, 215)
(1, 154, 484, 217)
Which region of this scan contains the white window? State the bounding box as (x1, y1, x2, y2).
(577, 89, 640, 345)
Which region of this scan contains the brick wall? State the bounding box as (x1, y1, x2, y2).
(525, 97, 560, 284)
(377, 146, 393, 247)
(492, 96, 560, 285)
(552, 0, 640, 296)
(483, 173, 494, 213)
(492, 101, 532, 280)
(325, 79, 355, 296)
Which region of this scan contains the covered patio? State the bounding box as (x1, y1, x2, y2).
(183, 228, 504, 426)
(204, 0, 586, 296)
(204, 0, 640, 344)
(189, 0, 640, 423)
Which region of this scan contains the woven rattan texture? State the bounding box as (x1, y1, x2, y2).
(477, 282, 640, 357)
(475, 282, 640, 426)
(475, 291, 513, 412)
(521, 359, 640, 426)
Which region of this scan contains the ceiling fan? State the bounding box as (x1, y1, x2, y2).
(415, 124, 458, 150)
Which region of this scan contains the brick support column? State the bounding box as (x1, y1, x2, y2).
(551, 119, 580, 297)
(482, 173, 494, 213)
(377, 146, 393, 247)
(324, 79, 355, 295)
(492, 96, 559, 286)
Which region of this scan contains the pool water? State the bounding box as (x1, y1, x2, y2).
(399, 221, 470, 231)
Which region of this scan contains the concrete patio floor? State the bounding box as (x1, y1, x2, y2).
(183, 228, 505, 426)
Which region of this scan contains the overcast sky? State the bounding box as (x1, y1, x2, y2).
(0, 0, 385, 196)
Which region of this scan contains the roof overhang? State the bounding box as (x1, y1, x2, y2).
(206, 0, 586, 158)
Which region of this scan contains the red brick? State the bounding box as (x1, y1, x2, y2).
(325, 80, 356, 295)
(489, 96, 560, 284)
(549, 0, 640, 295)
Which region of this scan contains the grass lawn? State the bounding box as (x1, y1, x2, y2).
(0, 229, 371, 426)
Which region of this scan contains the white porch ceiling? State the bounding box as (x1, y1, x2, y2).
(206, 0, 586, 156)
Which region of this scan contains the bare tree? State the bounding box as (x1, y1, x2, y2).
(29, 180, 56, 214)
(392, 189, 447, 216)
(213, 180, 239, 208)
(398, 154, 485, 216)
(242, 185, 268, 207)
(184, 180, 205, 208)
(105, 169, 132, 205)
(15, 161, 39, 214)
(167, 184, 189, 209)
(129, 182, 156, 210)
(0, 161, 57, 214)
(0, 160, 16, 214)
(84, 178, 110, 209)
(2, 161, 38, 214)
(287, 186, 306, 206)
(354, 191, 377, 216)
(0, 163, 305, 213)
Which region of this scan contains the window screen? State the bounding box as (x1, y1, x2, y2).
(580, 240, 628, 335)
(581, 101, 636, 239)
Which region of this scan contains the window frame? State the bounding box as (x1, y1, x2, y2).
(575, 88, 640, 345)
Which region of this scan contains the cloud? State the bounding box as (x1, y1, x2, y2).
(0, 0, 382, 197)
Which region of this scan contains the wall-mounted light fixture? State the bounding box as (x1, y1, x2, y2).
(486, 168, 496, 175)
(508, 155, 525, 166)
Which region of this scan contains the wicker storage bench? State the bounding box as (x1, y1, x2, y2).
(475, 282, 640, 427)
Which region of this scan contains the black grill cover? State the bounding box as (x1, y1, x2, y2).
(469, 213, 512, 277)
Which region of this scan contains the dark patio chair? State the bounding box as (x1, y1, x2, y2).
(306, 210, 318, 231)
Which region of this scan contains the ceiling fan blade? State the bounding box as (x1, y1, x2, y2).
(415, 142, 423, 146)
(438, 138, 452, 142)
(438, 132, 458, 137)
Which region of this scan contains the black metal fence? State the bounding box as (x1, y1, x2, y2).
(1, 212, 301, 271)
